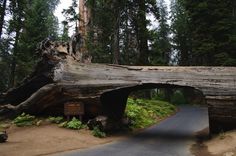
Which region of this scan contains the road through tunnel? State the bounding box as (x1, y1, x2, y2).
(100, 84, 211, 135)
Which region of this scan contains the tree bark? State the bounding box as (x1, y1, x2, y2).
(0, 0, 7, 38)
(112, 2, 121, 64)
(9, 26, 20, 88)
(0, 40, 235, 133)
(137, 0, 149, 65)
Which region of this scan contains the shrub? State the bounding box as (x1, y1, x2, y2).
(125, 99, 154, 129)
(66, 117, 85, 130)
(170, 90, 187, 105)
(125, 98, 176, 129)
(48, 116, 64, 124)
(92, 126, 106, 138)
(13, 113, 35, 127)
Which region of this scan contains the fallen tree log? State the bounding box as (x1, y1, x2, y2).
(0, 40, 236, 133)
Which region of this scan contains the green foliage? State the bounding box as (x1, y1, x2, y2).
(60, 21, 69, 41)
(125, 98, 176, 129)
(48, 116, 86, 130)
(182, 0, 236, 66)
(86, 0, 159, 65)
(170, 90, 187, 105)
(66, 117, 85, 130)
(150, 0, 171, 65)
(0, 0, 59, 90)
(170, 0, 191, 65)
(152, 90, 166, 101)
(48, 116, 64, 124)
(92, 126, 106, 138)
(13, 113, 35, 127)
(62, 0, 79, 33)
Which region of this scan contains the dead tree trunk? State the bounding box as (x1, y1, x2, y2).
(0, 40, 235, 133)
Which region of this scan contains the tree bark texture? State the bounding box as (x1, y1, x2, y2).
(0, 40, 235, 133)
(0, 0, 7, 38)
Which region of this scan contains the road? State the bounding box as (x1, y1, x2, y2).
(53, 106, 209, 156)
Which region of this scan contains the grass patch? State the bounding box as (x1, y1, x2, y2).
(125, 98, 176, 129)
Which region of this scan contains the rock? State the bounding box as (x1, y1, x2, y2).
(0, 131, 8, 143)
(87, 116, 108, 131)
(87, 116, 124, 132)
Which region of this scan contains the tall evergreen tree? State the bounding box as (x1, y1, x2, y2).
(170, 0, 191, 65)
(150, 0, 171, 65)
(7, 0, 27, 87)
(184, 0, 236, 66)
(0, 0, 7, 38)
(0, 0, 59, 89)
(86, 0, 121, 63)
(61, 20, 69, 41)
(86, 0, 159, 65)
(135, 1, 149, 65)
(14, 0, 59, 85)
(62, 0, 79, 33)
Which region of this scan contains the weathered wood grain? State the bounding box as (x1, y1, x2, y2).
(0, 41, 235, 133)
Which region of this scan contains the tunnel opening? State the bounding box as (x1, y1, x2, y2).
(100, 83, 210, 139)
(126, 84, 210, 138)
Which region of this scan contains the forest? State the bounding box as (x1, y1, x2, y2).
(0, 0, 236, 93)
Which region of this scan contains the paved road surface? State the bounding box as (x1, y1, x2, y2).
(53, 106, 209, 156)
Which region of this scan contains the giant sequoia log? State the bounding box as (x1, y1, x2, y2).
(0, 40, 236, 133)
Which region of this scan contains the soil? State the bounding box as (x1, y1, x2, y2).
(0, 124, 126, 156)
(192, 129, 236, 156)
(2, 116, 235, 156)
(0, 109, 176, 156)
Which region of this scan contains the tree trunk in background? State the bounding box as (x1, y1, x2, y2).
(112, 5, 120, 64)
(182, 88, 205, 105)
(9, 28, 20, 88)
(179, 48, 189, 66)
(136, 1, 150, 97)
(137, 1, 149, 65)
(79, 0, 90, 53)
(163, 88, 173, 102)
(0, 0, 7, 38)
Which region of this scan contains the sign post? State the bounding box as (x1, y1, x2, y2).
(64, 102, 85, 121)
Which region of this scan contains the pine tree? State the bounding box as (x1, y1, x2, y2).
(0, 0, 59, 89)
(86, 0, 117, 63)
(62, 0, 79, 33)
(14, 0, 59, 84)
(170, 0, 191, 65)
(7, 0, 26, 87)
(184, 0, 236, 66)
(150, 0, 171, 65)
(61, 21, 69, 41)
(0, 0, 7, 38)
(86, 0, 159, 65)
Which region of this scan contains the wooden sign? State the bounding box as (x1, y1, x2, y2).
(64, 102, 84, 116)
